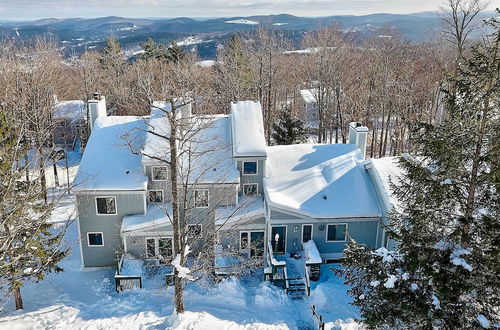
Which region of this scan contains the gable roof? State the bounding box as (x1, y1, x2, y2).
(53, 100, 86, 124)
(73, 116, 148, 191)
(230, 101, 267, 158)
(299, 89, 317, 104)
(264, 143, 381, 219)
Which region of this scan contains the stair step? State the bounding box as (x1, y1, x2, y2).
(289, 283, 305, 286)
(287, 277, 303, 280)
(288, 288, 306, 292)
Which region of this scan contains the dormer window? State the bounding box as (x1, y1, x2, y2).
(152, 166, 168, 181)
(243, 161, 257, 175)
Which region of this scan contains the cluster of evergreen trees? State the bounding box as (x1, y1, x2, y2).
(339, 12, 500, 329)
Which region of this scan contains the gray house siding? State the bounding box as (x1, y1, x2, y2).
(268, 212, 381, 258)
(236, 159, 265, 194)
(76, 191, 146, 268)
(219, 216, 266, 250)
(144, 163, 172, 202)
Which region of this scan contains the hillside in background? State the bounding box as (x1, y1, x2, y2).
(0, 12, 493, 58)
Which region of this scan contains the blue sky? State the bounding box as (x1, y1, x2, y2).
(0, 0, 499, 20)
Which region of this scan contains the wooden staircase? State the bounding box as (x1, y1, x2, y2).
(286, 277, 308, 298)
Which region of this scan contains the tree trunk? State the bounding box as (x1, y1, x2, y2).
(168, 109, 185, 314)
(12, 285, 23, 310)
(38, 149, 47, 204)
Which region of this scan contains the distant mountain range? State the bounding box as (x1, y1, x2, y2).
(0, 12, 493, 59)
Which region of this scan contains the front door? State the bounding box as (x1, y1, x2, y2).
(271, 226, 286, 254)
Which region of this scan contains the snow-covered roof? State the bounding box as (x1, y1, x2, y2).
(183, 115, 240, 184)
(141, 104, 171, 163)
(215, 196, 265, 228)
(122, 203, 172, 233)
(73, 116, 148, 191)
(142, 103, 239, 184)
(53, 100, 85, 124)
(299, 89, 317, 104)
(230, 101, 267, 158)
(371, 156, 404, 212)
(264, 143, 381, 219)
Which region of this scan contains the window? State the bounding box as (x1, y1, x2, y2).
(148, 190, 164, 203)
(243, 161, 257, 175)
(194, 189, 209, 208)
(146, 237, 173, 261)
(240, 232, 249, 250)
(87, 232, 103, 246)
(326, 224, 347, 242)
(152, 166, 168, 181)
(240, 231, 265, 257)
(146, 238, 156, 258)
(187, 224, 202, 238)
(302, 224, 313, 243)
(96, 197, 116, 215)
(243, 183, 258, 196)
(158, 238, 173, 261)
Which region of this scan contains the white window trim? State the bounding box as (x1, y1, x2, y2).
(271, 225, 287, 254)
(95, 196, 117, 216)
(145, 237, 174, 260)
(242, 183, 258, 196)
(301, 224, 314, 243)
(148, 189, 164, 203)
(239, 230, 265, 257)
(242, 161, 258, 176)
(151, 165, 168, 182)
(187, 224, 203, 238)
(87, 232, 104, 247)
(194, 189, 209, 208)
(325, 223, 348, 242)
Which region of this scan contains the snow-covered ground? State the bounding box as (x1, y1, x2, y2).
(0, 149, 361, 329)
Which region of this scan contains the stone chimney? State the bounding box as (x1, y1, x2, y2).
(88, 93, 107, 132)
(348, 122, 368, 159)
(179, 100, 192, 126)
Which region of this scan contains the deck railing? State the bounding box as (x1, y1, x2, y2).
(115, 274, 142, 292)
(311, 305, 325, 330)
(304, 265, 311, 296)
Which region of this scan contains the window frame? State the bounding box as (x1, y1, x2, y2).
(302, 224, 313, 243)
(239, 230, 265, 257)
(325, 223, 348, 242)
(242, 183, 258, 196)
(145, 237, 174, 260)
(95, 196, 117, 215)
(87, 232, 104, 247)
(194, 189, 209, 208)
(242, 161, 258, 176)
(187, 224, 202, 238)
(151, 165, 168, 182)
(148, 189, 164, 203)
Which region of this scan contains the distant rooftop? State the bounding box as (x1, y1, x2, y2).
(53, 100, 85, 124)
(230, 101, 267, 158)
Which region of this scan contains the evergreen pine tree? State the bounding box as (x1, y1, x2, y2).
(0, 110, 69, 310)
(139, 37, 169, 60)
(339, 13, 500, 329)
(166, 41, 186, 63)
(272, 110, 306, 145)
(100, 36, 123, 76)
